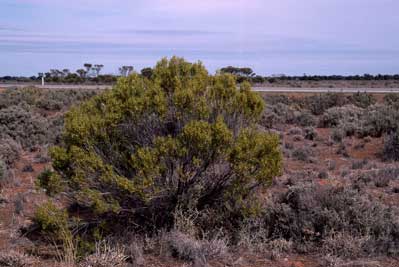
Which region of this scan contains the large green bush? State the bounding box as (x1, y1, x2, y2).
(39, 57, 282, 233)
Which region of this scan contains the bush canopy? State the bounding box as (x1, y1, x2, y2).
(39, 57, 282, 234)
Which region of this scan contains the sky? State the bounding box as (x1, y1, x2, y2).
(1, 0, 399, 76)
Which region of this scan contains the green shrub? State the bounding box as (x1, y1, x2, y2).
(36, 169, 64, 196)
(33, 201, 70, 242)
(39, 57, 282, 235)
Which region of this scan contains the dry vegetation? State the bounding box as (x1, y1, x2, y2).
(1, 78, 399, 266)
(256, 79, 399, 89)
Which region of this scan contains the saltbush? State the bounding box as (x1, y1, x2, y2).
(0, 138, 21, 165)
(305, 93, 347, 115)
(383, 130, 399, 161)
(348, 92, 375, 108)
(360, 104, 399, 137)
(259, 183, 399, 256)
(319, 105, 362, 128)
(0, 105, 50, 148)
(0, 87, 98, 111)
(0, 160, 7, 186)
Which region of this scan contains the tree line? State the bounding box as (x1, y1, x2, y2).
(1, 64, 399, 84)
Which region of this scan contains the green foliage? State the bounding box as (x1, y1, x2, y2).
(36, 169, 64, 196)
(140, 67, 154, 79)
(41, 57, 282, 234)
(34, 201, 70, 241)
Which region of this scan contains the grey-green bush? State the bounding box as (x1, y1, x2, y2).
(0, 138, 21, 165)
(0, 160, 7, 185)
(383, 130, 399, 161)
(257, 183, 399, 257)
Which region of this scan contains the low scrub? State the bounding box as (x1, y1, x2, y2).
(347, 92, 376, 108)
(0, 105, 54, 149)
(0, 160, 8, 186)
(0, 250, 37, 267)
(292, 146, 313, 162)
(0, 87, 98, 111)
(257, 183, 399, 257)
(0, 138, 21, 165)
(79, 242, 128, 267)
(383, 131, 399, 161)
(166, 230, 228, 263)
(319, 105, 362, 128)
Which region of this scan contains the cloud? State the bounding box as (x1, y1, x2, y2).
(116, 29, 229, 36)
(0, 25, 24, 31)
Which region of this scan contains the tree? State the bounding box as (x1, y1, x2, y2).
(76, 69, 87, 79)
(140, 67, 153, 79)
(220, 66, 254, 77)
(119, 66, 134, 77)
(220, 66, 256, 83)
(38, 57, 282, 237)
(62, 69, 71, 77)
(84, 63, 93, 78)
(93, 64, 104, 77)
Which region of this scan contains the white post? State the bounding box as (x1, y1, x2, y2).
(41, 75, 44, 87)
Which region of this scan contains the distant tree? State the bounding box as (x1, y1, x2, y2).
(252, 75, 265, 84)
(49, 69, 58, 78)
(119, 66, 134, 77)
(220, 66, 256, 83)
(62, 69, 71, 77)
(76, 69, 87, 79)
(84, 63, 92, 72)
(220, 66, 255, 77)
(93, 64, 104, 77)
(84, 63, 93, 78)
(140, 67, 153, 79)
(240, 67, 255, 77)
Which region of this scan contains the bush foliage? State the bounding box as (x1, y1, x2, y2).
(39, 57, 282, 235)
